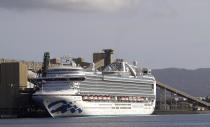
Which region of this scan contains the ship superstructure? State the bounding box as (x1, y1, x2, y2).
(32, 55, 156, 118)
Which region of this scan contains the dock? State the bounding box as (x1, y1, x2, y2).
(157, 82, 210, 109)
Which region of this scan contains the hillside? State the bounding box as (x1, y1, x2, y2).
(152, 68, 210, 97)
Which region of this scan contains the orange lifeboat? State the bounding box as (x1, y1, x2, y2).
(103, 96, 107, 100)
(121, 97, 125, 101)
(138, 97, 144, 101)
(89, 96, 93, 100)
(125, 97, 129, 101)
(98, 96, 102, 100)
(83, 96, 88, 100)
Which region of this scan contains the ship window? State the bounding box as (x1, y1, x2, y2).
(47, 71, 82, 74)
(48, 69, 82, 73)
(125, 64, 130, 73)
(44, 78, 85, 81)
(120, 107, 131, 109)
(124, 64, 133, 76)
(104, 62, 123, 72)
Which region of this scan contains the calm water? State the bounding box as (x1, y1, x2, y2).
(0, 114, 210, 127)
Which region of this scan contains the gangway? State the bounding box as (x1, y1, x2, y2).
(156, 82, 210, 108)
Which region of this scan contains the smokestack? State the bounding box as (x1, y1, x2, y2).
(103, 49, 114, 67)
(42, 52, 50, 77)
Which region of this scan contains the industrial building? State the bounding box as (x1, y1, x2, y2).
(0, 62, 29, 117)
(0, 62, 48, 118)
(93, 49, 114, 70)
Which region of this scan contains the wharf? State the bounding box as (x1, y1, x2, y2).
(153, 110, 210, 115)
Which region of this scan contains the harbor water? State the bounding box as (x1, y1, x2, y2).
(0, 114, 210, 127)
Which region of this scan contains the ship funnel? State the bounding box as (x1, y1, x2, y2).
(103, 49, 114, 67)
(42, 52, 50, 77)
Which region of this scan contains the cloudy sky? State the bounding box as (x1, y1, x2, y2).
(0, 0, 210, 69)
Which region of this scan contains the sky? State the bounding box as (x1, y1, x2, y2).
(0, 0, 210, 69)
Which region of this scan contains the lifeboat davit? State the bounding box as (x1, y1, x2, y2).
(125, 97, 129, 101)
(133, 97, 137, 101)
(89, 96, 93, 100)
(98, 96, 102, 100)
(103, 96, 107, 100)
(137, 97, 144, 101)
(121, 97, 125, 101)
(93, 96, 98, 100)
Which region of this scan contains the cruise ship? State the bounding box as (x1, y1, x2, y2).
(32, 54, 156, 118)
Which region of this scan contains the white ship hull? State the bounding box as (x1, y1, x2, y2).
(34, 95, 155, 118)
(31, 56, 156, 118)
